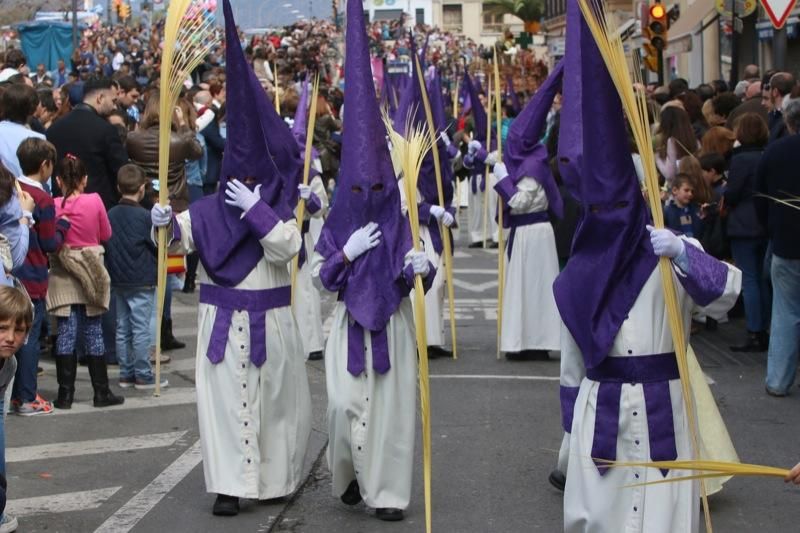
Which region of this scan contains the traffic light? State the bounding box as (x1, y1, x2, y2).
(113, 0, 122, 16)
(119, 3, 131, 20)
(647, 1, 668, 51)
(642, 1, 668, 75)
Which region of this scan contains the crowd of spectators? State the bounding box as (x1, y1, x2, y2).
(0, 12, 799, 531)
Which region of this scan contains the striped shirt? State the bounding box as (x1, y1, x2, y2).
(12, 179, 70, 299)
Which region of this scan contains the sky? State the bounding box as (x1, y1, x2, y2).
(222, 0, 333, 29)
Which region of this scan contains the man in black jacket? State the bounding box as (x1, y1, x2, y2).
(756, 99, 800, 397)
(766, 72, 796, 144)
(46, 77, 129, 209)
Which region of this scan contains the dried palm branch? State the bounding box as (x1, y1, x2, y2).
(155, 0, 220, 396)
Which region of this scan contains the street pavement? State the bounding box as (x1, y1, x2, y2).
(6, 212, 800, 532)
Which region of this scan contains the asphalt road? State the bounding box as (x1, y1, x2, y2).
(6, 213, 800, 532)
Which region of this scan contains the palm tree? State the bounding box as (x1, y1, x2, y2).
(482, 0, 544, 34)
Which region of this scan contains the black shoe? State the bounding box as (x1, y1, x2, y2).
(308, 351, 324, 361)
(488, 242, 499, 249)
(505, 350, 549, 361)
(86, 357, 125, 408)
(548, 469, 566, 492)
(427, 345, 452, 359)
(161, 319, 186, 351)
(468, 241, 483, 248)
(182, 279, 196, 294)
(376, 508, 404, 521)
(340, 480, 362, 506)
(54, 354, 77, 410)
(730, 331, 768, 353)
(212, 494, 240, 516)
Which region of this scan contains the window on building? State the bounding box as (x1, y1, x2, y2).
(482, 11, 504, 33)
(416, 8, 424, 25)
(442, 5, 463, 32)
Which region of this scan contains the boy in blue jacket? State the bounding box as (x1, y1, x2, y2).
(105, 164, 167, 390)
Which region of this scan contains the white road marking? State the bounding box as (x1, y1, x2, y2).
(94, 440, 203, 533)
(7, 487, 121, 517)
(47, 388, 197, 415)
(430, 374, 559, 381)
(7, 431, 187, 463)
(452, 268, 499, 274)
(452, 279, 498, 293)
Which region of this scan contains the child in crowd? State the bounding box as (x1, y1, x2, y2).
(105, 164, 166, 390)
(0, 162, 33, 271)
(48, 154, 123, 409)
(664, 173, 704, 238)
(11, 138, 70, 416)
(0, 285, 34, 533)
(699, 152, 728, 203)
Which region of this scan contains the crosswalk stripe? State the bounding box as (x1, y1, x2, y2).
(7, 431, 187, 463)
(431, 374, 560, 381)
(7, 487, 122, 518)
(94, 440, 203, 533)
(49, 388, 197, 415)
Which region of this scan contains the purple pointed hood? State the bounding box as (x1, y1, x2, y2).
(292, 76, 310, 145)
(315, 0, 412, 332)
(393, 58, 454, 207)
(188, 0, 302, 287)
(380, 72, 398, 116)
(463, 71, 487, 144)
(505, 74, 521, 114)
(503, 61, 563, 218)
(552, 0, 657, 369)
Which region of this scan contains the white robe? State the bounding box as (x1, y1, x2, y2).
(561, 244, 741, 533)
(499, 177, 560, 353)
(293, 175, 328, 355)
(172, 209, 312, 499)
(311, 250, 418, 510)
(419, 225, 446, 346)
(468, 170, 499, 244)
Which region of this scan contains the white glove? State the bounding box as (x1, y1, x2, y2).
(440, 132, 451, 147)
(151, 204, 173, 227)
(410, 251, 430, 276)
(298, 184, 312, 200)
(224, 180, 262, 213)
(343, 222, 381, 261)
(493, 162, 508, 180)
(485, 151, 498, 167)
(468, 140, 481, 155)
(442, 211, 455, 227)
(647, 225, 685, 259)
(429, 205, 446, 220)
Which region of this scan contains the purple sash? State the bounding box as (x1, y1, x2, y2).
(586, 353, 680, 476)
(506, 211, 549, 260)
(199, 284, 292, 367)
(338, 291, 391, 376)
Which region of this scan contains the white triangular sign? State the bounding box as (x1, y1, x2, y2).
(761, 0, 797, 29)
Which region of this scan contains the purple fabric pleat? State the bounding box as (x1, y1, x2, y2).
(347, 320, 366, 376)
(199, 284, 291, 367)
(371, 327, 391, 374)
(643, 381, 678, 476)
(676, 243, 729, 306)
(249, 311, 267, 367)
(592, 381, 622, 475)
(560, 385, 580, 433)
(207, 308, 233, 364)
(298, 220, 310, 269)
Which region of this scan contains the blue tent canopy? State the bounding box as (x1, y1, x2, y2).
(15, 21, 85, 72)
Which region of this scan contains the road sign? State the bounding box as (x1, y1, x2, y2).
(761, 0, 797, 28)
(716, 0, 757, 17)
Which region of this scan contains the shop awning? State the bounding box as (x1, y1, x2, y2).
(667, 0, 718, 55)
